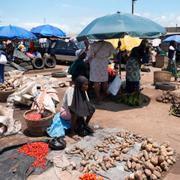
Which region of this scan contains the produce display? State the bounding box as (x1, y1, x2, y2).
(156, 91, 180, 117)
(156, 91, 174, 104)
(18, 142, 49, 168)
(25, 112, 42, 120)
(116, 93, 149, 106)
(0, 81, 14, 91)
(80, 173, 104, 180)
(170, 96, 180, 117)
(64, 129, 176, 180)
(125, 140, 176, 180)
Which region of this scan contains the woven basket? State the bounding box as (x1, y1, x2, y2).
(0, 89, 15, 102)
(24, 109, 54, 136)
(154, 71, 172, 84)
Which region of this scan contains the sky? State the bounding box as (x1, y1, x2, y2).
(0, 0, 180, 35)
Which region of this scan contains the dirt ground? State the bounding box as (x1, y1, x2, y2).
(1, 65, 180, 180)
(89, 68, 180, 180)
(55, 66, 180, 180)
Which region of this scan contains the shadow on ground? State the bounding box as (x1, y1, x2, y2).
(94, 94, 151, 112)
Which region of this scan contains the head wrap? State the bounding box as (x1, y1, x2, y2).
(75, 75, 88, 88)
(69, 76, 95, 117)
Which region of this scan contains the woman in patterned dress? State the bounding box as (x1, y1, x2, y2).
(86, 40, 114, 103)
(126, 39, 148, 93)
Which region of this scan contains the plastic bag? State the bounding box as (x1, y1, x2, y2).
(47, 113, 71, 138)
(108, 75, 121, 96)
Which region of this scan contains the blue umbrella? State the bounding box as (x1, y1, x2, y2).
(0, 25, 36, 39)
(77, 12, 166, 41)
(163, 35, 180, 43)
(31, 24, 66, 38)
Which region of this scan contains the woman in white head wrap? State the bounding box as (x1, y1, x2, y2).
(68, 48, 89, 81)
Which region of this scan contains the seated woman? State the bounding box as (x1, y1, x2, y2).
(47, 76, 95, 138)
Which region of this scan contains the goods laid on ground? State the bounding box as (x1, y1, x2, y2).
(0, 81, 14, 91)
(156, 91, 174, 104)
(6, 73, 61, 111)
(18, 142, 49, 168)
(116, 93, 149, 106)
(0, 81, 15, 102)
(156, 90, 180, 117)
(80, 173, 104, 180)
(125, 140, 176, 180)
(170, 96, 180, 117)
(58, 129, 176, 180)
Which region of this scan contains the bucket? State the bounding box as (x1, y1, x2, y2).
(24, 109, 54, 136)
(154, 71, 172, 84)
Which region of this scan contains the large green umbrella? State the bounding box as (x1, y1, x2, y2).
(77, 12, 166, 41)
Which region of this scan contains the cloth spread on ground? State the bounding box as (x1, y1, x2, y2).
(46, 113, 71, 137)
(0, 148, 34, 180)
(47, 128, 141, 180)
(53, 154, 80, 180)
(0, 145, 52, 180)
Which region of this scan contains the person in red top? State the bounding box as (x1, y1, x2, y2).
(28, 41, 35, 54)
